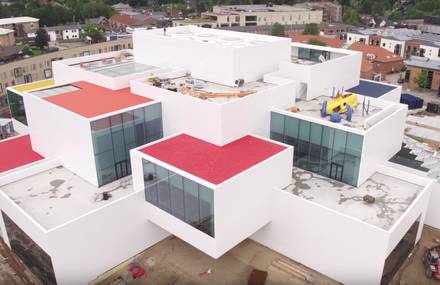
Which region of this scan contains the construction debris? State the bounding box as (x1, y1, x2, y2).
(198, 268, 212, 277)
(271, 258, 314, 283)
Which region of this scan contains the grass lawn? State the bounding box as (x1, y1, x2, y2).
(30, 46, 47, 56)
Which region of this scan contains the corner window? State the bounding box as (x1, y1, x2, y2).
(143, 159, 215, 237)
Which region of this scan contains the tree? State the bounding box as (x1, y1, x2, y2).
(307, 38, 327, 46)
(271, 22, 285, 37)
(302, 23, 319, 35)
(413, 70, 428, 88)
(82, 24, 106, 43)
(34, 29, 50, 49)
(21, 45, 32, 56)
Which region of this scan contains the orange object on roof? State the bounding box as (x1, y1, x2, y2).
(43, 81, 153, 118)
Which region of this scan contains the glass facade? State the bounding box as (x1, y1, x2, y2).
(91, 103, 163, 186)
(270, 112, 363, 186)
(143, 159, 215, 237)
(298, 48, 330, 62)
(7, 89, 27, 125)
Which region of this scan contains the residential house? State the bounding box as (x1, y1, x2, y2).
(0, 28, 14, 47)
(404, 56, 440, 93)
(349, 43, 404, 80)
(0, 17, 39, 37)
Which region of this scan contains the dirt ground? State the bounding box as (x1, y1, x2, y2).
(390, 225, 440, 285)
(93, 237, 341, 285)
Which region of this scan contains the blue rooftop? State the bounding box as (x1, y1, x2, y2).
(347, 80, 396, 98)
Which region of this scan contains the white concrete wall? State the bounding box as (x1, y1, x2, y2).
(0, 191, 50, 252)
(358, 103, 407, 186)
(11, 118, 28, 134)
(132, 77, 295, 146)
(358, 104, 408, 185)
(23, 93, 99, 186)
(133, 26, 291, 87)
(378, 82, 401, 103)
(46, 189, 169, 285)
(251, 189, 390, 285)
(376, 164, 434, 256)
(220, 82, 296, 145)
(131, 81, 223, 145)
(420, 44, 440, 60)
(380, 38, 405, 57)
(278, 44, 361, 101)
(346, 33, 369, 45)
(214, 144, 292, 257)
(426, 182, 440, 229)
(307, 50, 361, 100)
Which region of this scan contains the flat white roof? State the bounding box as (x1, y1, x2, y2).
(0, 28, 13, 35)
(283, 167, 423, 230)
(0, 16, 38, 25)
(143, 74, 275, 104)
(141, 26, 285, 49)
(1, 166, 134, 230)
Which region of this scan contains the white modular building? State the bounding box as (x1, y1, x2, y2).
(0, 26, 438, 285)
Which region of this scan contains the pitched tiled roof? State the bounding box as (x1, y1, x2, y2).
(109, 14, 157, 27)
(348, 43, 403, 63)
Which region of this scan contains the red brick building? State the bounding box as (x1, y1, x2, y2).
(349, 43, 404, 80)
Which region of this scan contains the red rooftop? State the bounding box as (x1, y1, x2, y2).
(43, 81, 153, 118)
(139, 134, 287, 185)
(0, 135, 44, 173)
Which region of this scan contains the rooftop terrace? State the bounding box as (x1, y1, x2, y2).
(283, 167, 423, 230)
(139, 134, 287, 185)
(145, 26, 280, 48)
(35, 81, 153, 118)
(289, 95, 383, 131)
(145, 75, 275, 104)
(70, 52, 159, 77)
(1, 166, 134, 230)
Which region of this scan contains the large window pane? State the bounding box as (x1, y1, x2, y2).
(156, 165, 171, 212)
(7, 90, 27, 125)
(145, 104, 163, 143)
(346, 133, 363, 158)
(270, 112, 284, 142)
(143, 161, 158, 203)
(91, 118, 112, 154)
(169, 172, 184, 220)
(184, 178, 200, 227)
(123, 111, 135, 145)
(199, 185, 214, 237)
(284, 116, 299, 146)
(111, 130, 126, 163)
(133, 108, 145, 146)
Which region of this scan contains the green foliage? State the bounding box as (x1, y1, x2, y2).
(0, 0, 114, 27)
(413, 70, 428, 88)
(307, 38, 327, 46)
(81, 23, 105, 43)
(34, 28, 49, 49)
(343, 6, 365, 26)
(302, 23, 319, 35)
(21, 45, 32, 56)
(271, 22, 285, 37)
